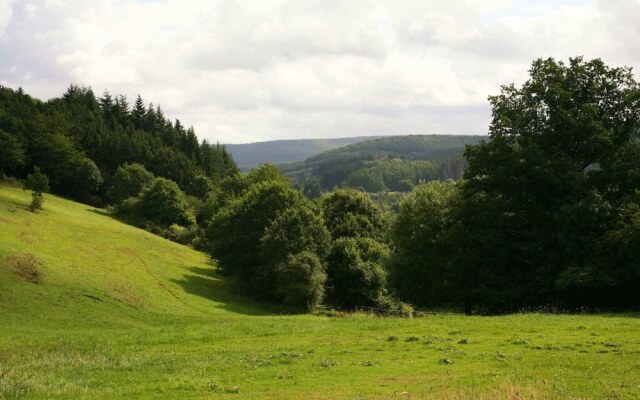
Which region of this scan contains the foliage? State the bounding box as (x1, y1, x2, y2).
(67, 156, 103, 202)
(133, 177, 194, 227)
(343, 158, 440, 192)
(454, 57, 640, 312)
(274, 251, 327, 310)
(23, 167, 49, 211)
(321, 189, 388, 242)
(205, 179, 305, 283)
(108, 163, 154, 204)
(325, 237, 390, 308)
(0, 129, 25, 177)
(279, 135, 482, 192)
(245, 163, 289, 187)
(188, 175, 215, 200)
(389, 181, 459, 307)
(0, 84, 238, 205)
(226, 136, 379, 170)
(260, 204, 331, 268)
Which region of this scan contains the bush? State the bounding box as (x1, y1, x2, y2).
(67, 157, 103, 201)
(321, 189, 388, 242)
(188, 175, 215, 200)
(389, 181, 458, 307)
(260, 205, 331, 267)
(23, 167, 49, 212)
(274, 252, 327, 311)
(134, 177, 194, 226)
(206, 180, 305, 280)
(165, 224, 201, 245)
(108, 163, 154, 204)
(325, 237, 390, 308)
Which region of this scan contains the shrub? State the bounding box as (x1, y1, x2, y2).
(321, 189, 388, 242)
(274, 252, 327, 311)
(108, 163, 154, 204)
(325, 237, 390, 308)
(188, 175, 215, 200)
(206, 180, 304, 279)
(389, 181, 459, 307)
(23, 167, 49, 212)
(135, 177, 194, 226)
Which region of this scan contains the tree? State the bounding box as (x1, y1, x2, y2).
(258, 204, 330, 302)
(454, 57, 640, 312)
(274, 251, 327, 311)
(245, 163, 288, 186)
(132, 94, 146, 129)
(23, 167, 49, 211)
(207, 176, 329, 303)
(605, 197, 640, 307)
(389, 181, 458, 307)
(206, 180, 305, 280)
(320, 189, 388, 242)
(135, 177, 194, 226)
(325, 237, 390, 308)
(260, 204, 331, 268)
(30, 132, 78, 189)
(188, 175, 215, 200)
(109, 163, 154, 204)
(0, 129, 25, 178)
(68, 156, 103, 201)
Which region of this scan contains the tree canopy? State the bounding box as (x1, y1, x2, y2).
(453, 57, 640, 312)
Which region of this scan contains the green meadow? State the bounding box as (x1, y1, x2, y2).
(1, 184, 639, 399)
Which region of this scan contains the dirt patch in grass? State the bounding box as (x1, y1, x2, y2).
(0, 215, 19, 225)
(3, 253, 44, 284)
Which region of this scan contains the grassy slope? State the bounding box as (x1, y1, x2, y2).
(1, 185, 639, 399)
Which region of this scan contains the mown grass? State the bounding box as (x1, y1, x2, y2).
(1, 185, 639, 399)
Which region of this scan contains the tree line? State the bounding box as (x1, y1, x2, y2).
(205, 57, 640, 313)
(0, 84, 238, 205)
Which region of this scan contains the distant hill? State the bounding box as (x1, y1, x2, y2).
(225, 136, 383, 170)
(279, 134, 487, 193)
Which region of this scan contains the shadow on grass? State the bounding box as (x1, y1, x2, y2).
(87, 208, 112, 218)
(173, 266, 279, 316)
(1, 198, 29, 211)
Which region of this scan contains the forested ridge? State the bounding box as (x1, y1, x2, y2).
(280, 134, 484, 194)
(226, 136, 383, 170)
(2, 57, 640, 314)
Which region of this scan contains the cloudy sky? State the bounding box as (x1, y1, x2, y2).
(1, 0, 639, 144)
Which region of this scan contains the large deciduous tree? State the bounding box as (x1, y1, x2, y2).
(454, 57, 640, 312)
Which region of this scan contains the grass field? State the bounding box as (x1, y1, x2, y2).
(1, 184, 639, 399)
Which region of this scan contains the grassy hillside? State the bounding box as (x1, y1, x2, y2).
(225, 136, 382, 170)
(1, 184, 639, 399)
(280, 135, 486, 191)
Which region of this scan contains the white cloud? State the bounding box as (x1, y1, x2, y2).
(0, 0, 638, 143)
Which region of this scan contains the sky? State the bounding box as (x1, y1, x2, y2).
(0, 0, 639, 144)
